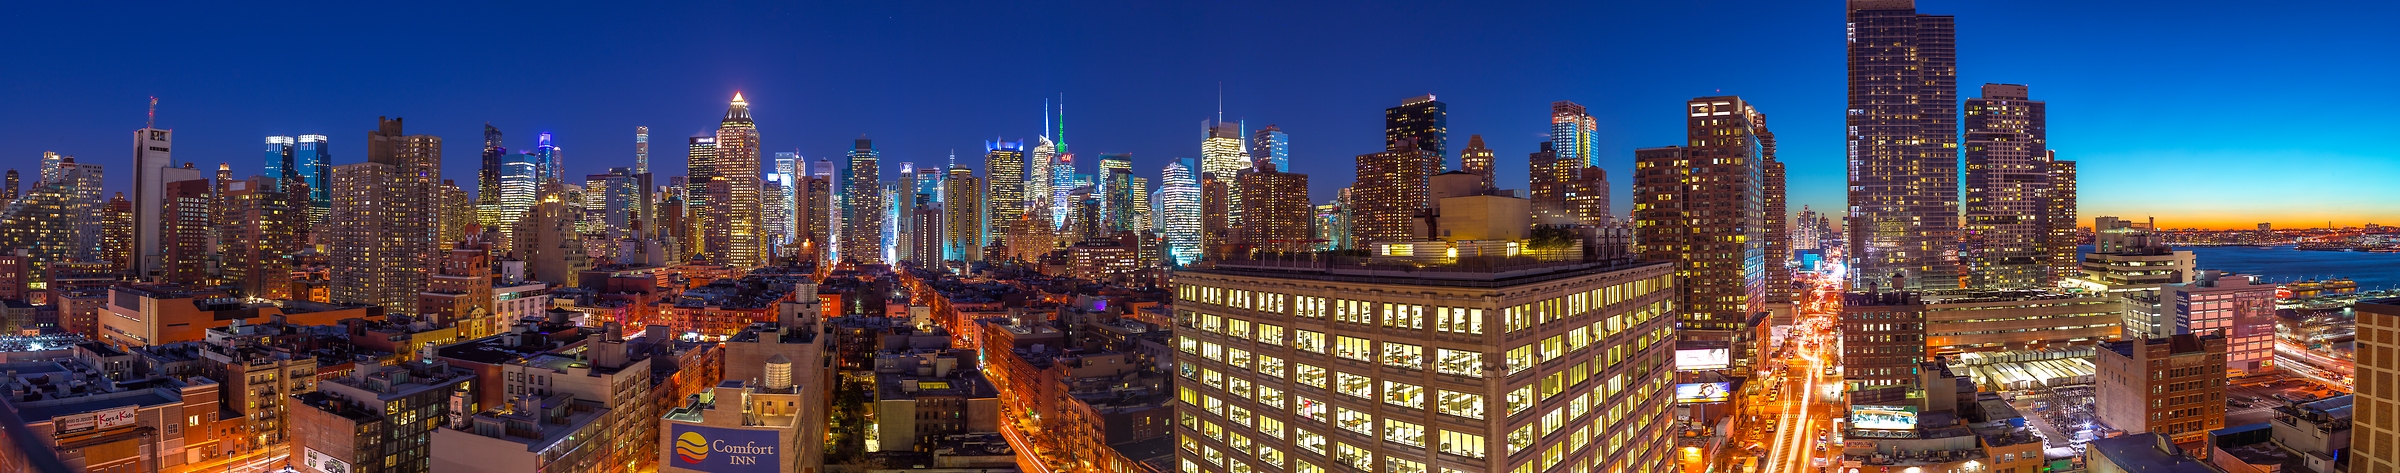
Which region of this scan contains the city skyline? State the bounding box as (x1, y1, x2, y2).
(3, 2, 2394, 232)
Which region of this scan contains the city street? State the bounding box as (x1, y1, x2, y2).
(1761, 269, 1846, 472)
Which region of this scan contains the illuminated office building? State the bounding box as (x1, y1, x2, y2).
(133, 123, 201, 280)
(1202, 119, 1251, 226)
(1199, 172, 1232, 260)
(944, 164, 982, 264)
(1251, 124, 1289, 174)
(1131, 175, 1152, 233)
(706, 93, 765, 267)
(2043, 156, 2078, 283)
(476, 125, 507, 234)
(1159, 161, 1202, 266)
(1385, 95, 1447, 164)
(498, 150, 540, 247)
(1533, 101, 1596, 224)
(294, 134, 332, 226)
(842, 138, 884, 264)
(1027, 136, 1054, 231)
(1171, 246, 1679, 473)
(1847, 0, 1960, 290)
(0, 158, 103, 290)
(985, 139, 1026, 243)
(1633, 96, 1776, 341)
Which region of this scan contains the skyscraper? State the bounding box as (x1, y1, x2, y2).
(634, 126, 650, 175)
(1634, 96, 1775, 341)
(294, 134, 333, 227)
(1457, 134, 1495, 190)
(1130, 175, 1151, 232)
(160, 177, 211, 287)
(329, 117, 441, 316)
(1158, 161, 1201, 266)
(1198, 172, 1231, 260)
(984, 139, 1026, 244)
(843, 138, 884, 264)
(1201, 119, 1250, 227)
(497, 150, 540, 247)
(0, 158, 102, 290)
(795, 172, 831, 263)
(1962, 84, 2050, 289)
(1250, 124, 1289, 173)
(437, 179, 472, 250)
(943, 164, 982, 264)
(768, 152, 801, 253)
(264, 136, 296, 190)
(476, 124, 506, 232)
(1236, 162, 1310, 253)
(1026, 136, 1054, 231)
(707, 93, 765, 267)
(1385, 94, 1448, 162)
(1050, 151, 1078, 229)
(1099, 153, 1136, 231)
(102, 192, 130, 272)
(1533, 101, 1599, 225)
(132, 120, 198, 279)
(218, 175, 301, 299)
(1349, 139, 1440, 247)
(2043, 155, 2079, 283)
(1847, 0, 1960, 290)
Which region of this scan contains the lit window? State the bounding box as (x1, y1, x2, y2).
(1335, 372, 1373, 399)
(1436, 349, 1482, 378)
(1335, 442, 1372, 471)
(1382, 342, 1423, 370)
(1295, 396, 1327, 422)
(1295, 330, 1327, 353)
(1439, 430, 1487, 458)
(1257, 355, 1286, 378)
(1384, 419, 1426, 447)
(1296, 364, 1326, 389)
(1334, 407, 1373, 436)
(1438, 390, 1485, 420)
(1334, 336, 1372, 362)
(1383, 381, 1424, 409)
(1296, 428, 1327, 455)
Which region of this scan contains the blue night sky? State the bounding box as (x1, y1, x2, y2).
(3, 1, 2394, 229)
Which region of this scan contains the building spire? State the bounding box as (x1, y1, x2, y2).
(145, 96, 157, 129)
(1056, 93, 1067, 154)
(1217, 82, 1224, 123)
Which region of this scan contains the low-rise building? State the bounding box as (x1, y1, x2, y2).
(0, 351, 223, 472)
(97, 284, 382, 348)
(2086, 432, 2224, 472)
(658, 361, 808, 473)
(430, 392, 611, 473)
(2169, 271, 2278, 377)
(289, 359, 479, 473)
(2096, 333, 2227, 452)
(873, 372, 1000, 452)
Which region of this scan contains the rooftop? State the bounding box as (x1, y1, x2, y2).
(1187, 255, 1661, 289)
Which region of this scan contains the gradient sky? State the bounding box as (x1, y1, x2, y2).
(4, 1, 2393, 230)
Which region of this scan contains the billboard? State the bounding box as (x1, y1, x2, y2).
(54, 406, 138, 436)
(1675, 348, 1729, 371)
(1849, 405, 1918, 430)
(670, 423, 782, 473)
(1674, 382, 1732, 404)
(303, 447, 352, 473)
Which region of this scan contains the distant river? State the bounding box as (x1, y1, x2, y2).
(2080, 245, 2400, 291)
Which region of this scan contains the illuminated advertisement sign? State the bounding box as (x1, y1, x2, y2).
(670, 423, 781, 472)
(303, 447, 351, 473)
(1675, 348, 1729, 371)
(54, 406, 137, 436)
(1849, 405, 1919, 430)
(1674, 383, 1732, 404)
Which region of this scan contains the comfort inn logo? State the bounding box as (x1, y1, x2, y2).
(676, 431, 710, 464)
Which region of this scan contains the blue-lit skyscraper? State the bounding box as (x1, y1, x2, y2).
(294, 134, 332, 225)
(264, 136, 295, 190)
(1158, 161, 1200, 265)
(1251, 124, 1288, 173)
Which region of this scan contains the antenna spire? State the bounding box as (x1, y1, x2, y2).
(146, 96, 158, 129)
(1217, 82, 1224, 123)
